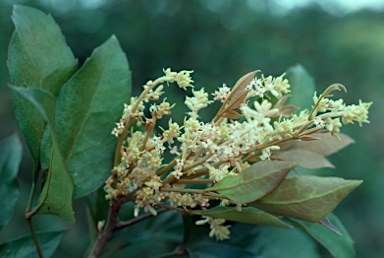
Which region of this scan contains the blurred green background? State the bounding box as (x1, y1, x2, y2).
(0, 0, 383, 257)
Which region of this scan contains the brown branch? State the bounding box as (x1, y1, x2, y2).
(88, 199, 121, 258)
(116, 208, 168, 231)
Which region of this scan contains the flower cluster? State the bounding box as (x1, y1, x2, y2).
(105, 68, 371, 241)
(195, 216, 231, 240)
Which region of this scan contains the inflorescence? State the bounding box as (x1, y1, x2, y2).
(105, 68, 371, 240)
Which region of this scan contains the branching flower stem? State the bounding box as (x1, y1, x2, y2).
(155, 203, 195, 215)
(157, 152, 194, 177)
(161, 153, 214, 185)
(141, 117, 157, 151)
(308, 84, 346, 120)
(157, 159, 177, 177)
(160, 187, 205, 194)
(114, 76, 168, 166)
(160, 187, 225, 199)
(174, 179, 214, 185)
(116, 208, 167, 230)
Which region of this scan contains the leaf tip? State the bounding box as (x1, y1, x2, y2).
(319, 217, 342, 236)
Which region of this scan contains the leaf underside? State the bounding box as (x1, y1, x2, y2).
(208, 161, 297, 203)
(194, 206, 292, 228)
(274, 133, 354, 169)
(250, 175, 362, 222)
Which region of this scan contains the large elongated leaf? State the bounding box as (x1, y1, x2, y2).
(289, 213, 355, 258)
(245, 225, 321, 258)
(250, 176, 362, 222)
(274, 133, 354, 169)
(11, 87, 75, 224)
(54, 36, 131, 199)
(285, 64, 315, 111)
(206, 161, 297, 203)
(0, 230, 66, 258)
(8, 5, 77, 170)
(0, 133, 22, 231)
(194, 206, 291, 228)
(8, 5, 77, 94)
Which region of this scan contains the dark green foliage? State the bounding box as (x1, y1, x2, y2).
(0, 3, 377, 258)
(0, 230, 66, 258)
(0, 133, 22, 230)
(8, 5, 77, 177)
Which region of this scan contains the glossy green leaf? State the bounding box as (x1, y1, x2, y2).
(0, 133, 22, 231)
(289, 213, 355, 258)
(285, 64, 315, 112)
(206, 161, 297, 203)
(8, 5, 77, 170)
(274, 133, 354, 168)
(194, 206, 291, 228)
(0, 230, 66, 258)
(245, 225, 321, 258)
(187, 242, 260, 258)
(250, 176, 362, 222)
(10, 87, 75, 224)
(55, 36, 131, 199)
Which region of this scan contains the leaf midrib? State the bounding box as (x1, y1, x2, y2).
(64, 48, 113, 164)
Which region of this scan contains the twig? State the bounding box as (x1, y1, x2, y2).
(88, 199, 121, 258)
(26, 217, 43, 258)
(115, 208, 168, 231)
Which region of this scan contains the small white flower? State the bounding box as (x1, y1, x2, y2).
(313, 117, 325, 128)
(213, 83, 231, 102)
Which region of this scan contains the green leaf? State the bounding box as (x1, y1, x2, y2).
(39, 126, 51, 172)
(250, 176, 362, 222)
(275, 149, 334, 169)
(101, 211, 182, 257)
(0, 133, 22, 231)
(8, 5, 77, 93)
(206, 161, 297, 203)
(8, 5, 77, 171)
(289, 213, 355, 258)
(194, 206, 292, 228)
(274, 133, 354, 169)
(244, 225, 321, 258)
(10, 87, 75, 224)
(187, 242, 259, 258)
(0, 230, 66, 258)
(285, 64, 315, 112)
(55, 35, 131, 199)
(36, 136, 75, 224)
